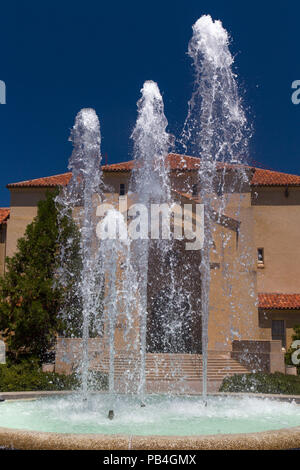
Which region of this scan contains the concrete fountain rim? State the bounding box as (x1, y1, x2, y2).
(1, 391, 300, 450)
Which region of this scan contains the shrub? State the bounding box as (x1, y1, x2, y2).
(219, 372, 300, 395)
(0, 359, 108, 392)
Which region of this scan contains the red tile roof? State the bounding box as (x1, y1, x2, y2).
(6, 153, 300, 188)
(101, 154, 248, 172)
(7, 172, 72, 188)
(258, 293, 300, 310)
(251, 168, 300, 187)
(101, 161, 134, 172)
(103, 154, 203, 172)
(0, 208, 10, 224)
(166, 153, 201, 170)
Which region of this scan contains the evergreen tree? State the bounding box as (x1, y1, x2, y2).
(0, 189, 80, 361)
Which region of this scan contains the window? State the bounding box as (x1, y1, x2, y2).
(272, 320, 286, 348)
(119, 183, 126, 196)
(192, 184, 198, 196)
(257, 248, 264, 267)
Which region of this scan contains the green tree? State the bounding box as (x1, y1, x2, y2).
(0, 189, 81, 361)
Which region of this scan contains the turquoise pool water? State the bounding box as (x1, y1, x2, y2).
(1, 394, 300, 436)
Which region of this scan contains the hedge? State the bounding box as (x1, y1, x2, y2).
(0, 360, 108, 392)
(219, 372, 300, 395)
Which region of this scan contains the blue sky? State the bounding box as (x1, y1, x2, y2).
(0, 0, 299, 205)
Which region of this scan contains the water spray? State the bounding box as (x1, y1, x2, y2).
(56, 108, 104, 403)
(130, 80, 174, 400)
(183, 14, 249, 400)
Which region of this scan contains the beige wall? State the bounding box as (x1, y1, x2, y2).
(252, 187, 300, 293)
(104, 174, 130, 196)
(6, 188, 49, 258)
(208, 219, 259, 351)
(207, 187, 259, 351)
(259, 309, 300, 350)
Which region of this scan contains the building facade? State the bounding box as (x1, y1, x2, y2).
(2, 153, 300, 359)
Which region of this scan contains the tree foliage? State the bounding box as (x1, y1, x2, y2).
(0, 189, 80, 361)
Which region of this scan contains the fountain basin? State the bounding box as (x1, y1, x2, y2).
(1, 392, 300, 449)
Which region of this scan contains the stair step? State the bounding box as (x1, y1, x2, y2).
(94, 352, 251, 382)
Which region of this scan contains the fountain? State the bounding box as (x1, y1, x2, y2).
(129, 80, 180, 401)
(0, 15, 300, 450)
(55, 108, 106, 402)
(181, 14, 251, 400)
(97, 207, 137, 417)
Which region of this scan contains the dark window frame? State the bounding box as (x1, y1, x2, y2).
(271, 319, 286, 348)
(119, 183, 126, 196)
(257, 247, 264, 265)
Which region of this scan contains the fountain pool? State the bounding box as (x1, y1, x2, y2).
(1, 395, 300, 437)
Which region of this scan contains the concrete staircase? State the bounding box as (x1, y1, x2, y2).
(94, 352, 251, 393)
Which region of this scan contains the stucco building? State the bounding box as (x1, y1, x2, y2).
(1, 153, 300, 385)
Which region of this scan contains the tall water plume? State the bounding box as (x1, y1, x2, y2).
(130, 80, 174, 401)
(182, 15, 250, 398)
(97, 208, 136, 413)
(56, 108, 105, 400)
